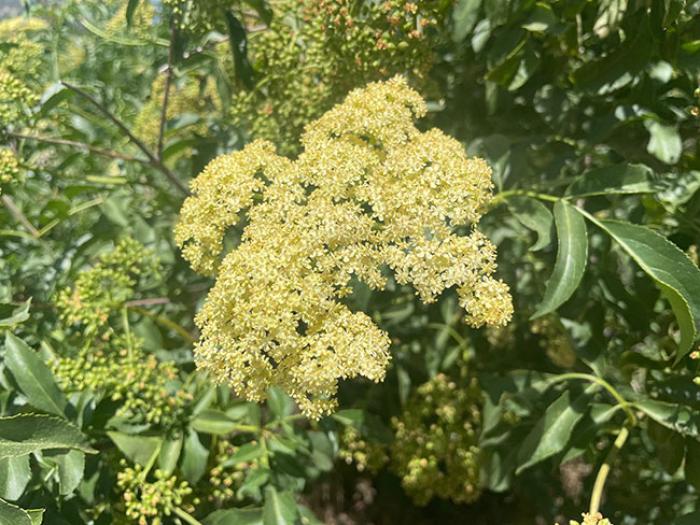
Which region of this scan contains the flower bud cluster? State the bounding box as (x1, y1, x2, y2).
(230, 0, 445, 153)
(176, 77, 512, 419)
(206, 439, 259, 505)
(338, 426, 389, 474)
(557, 512, 614, 525)
(0, 147, 20, 194)
(117, 462, 197, 525)
(134, 74, 219, 148)
(55, 237, 159, 333)
(0, 17, 46, 126)
(54, 337, 192, 427)
(391, 373, 482, 505)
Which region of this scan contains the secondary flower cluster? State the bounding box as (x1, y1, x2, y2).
(135, 75, 219, 148)
(230, 0, 445, 153)
(391, 373, 482, 505)
(206, 438, 260, 506)
(0, 17, 46, 126)
(557, 513, 614, 525)
(53, 336, 191, 427)
(117, 462, 197, 525)
(56, 237, 160, 334)
(338, 426, 389, 474)
(176, 77, 512, 419)
(0, 147, 19, 194)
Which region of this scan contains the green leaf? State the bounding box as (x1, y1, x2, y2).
(452, 0, 482, 42)
(596, 220, 700, 360)
(522, 2, 557, 32)
(532, 200, 588, 318)
(262, 487, 298, 525)
(181, 429, 209, 484)
(684, 439, 700, 490)
(203, 508, 263, 525)
(507, 196, 553, 251)
(0, 499, 32, 525)
(636, 399, 700, 438)
(106, 432, 160, 466)
(191, 409, 244, 435)
(125, 0, 141, 27)
(0, 414, 94, 459)
(515, 386, 595, 474)
(0, 455, 30, 501)
(44, 450, 84, 496)
(26, 509, 43, 525)
(646, 120, 682, 165)
(566, 164, 655, 197)
(266, 387, 294, 420)
(226, 442, 265, 466)
(224, 11, 254, 89)
(0, 300, 30, 328)
(158, 433, 183, 475)
(674, 511, 700, 525)
(647, 420, 684, 474)
(4, 333, 67, 416)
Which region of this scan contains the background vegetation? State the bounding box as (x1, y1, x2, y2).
(1, 1, 700, 524)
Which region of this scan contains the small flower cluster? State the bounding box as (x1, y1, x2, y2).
(55, 237, 159, 333)
(207, 439, 259, 505)
(0, 17, 47, 126)
(391, 373, 482, 506)
(134, 74, 219, 148)
(176, 77, 512, 419)
(557, 512, 614, 525)
(230, 0, 445, 153)
(338, 426, 389, 474)
(117, 462, 197, 525)
(53, 337, 191, 427)
(106, 0, 155, 38)
(0, 147, 20, 194)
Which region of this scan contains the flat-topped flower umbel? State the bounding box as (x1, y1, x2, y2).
(175, 77, 513, 419)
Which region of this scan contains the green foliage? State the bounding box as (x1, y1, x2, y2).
(1, 0, 700, 523)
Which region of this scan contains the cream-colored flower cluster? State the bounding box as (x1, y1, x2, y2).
(557, 512, 614, 525)
(0, 147, 20, 194)
(176, 77, 512, 419)
(0, 17, 46, 126)
(391, 373, 482, 505)
(230, 0, 445, 153)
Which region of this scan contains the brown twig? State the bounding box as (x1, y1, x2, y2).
(157, 25, 177, 160)
(125, 297, 171, 307)
(8, 132, 148, 163)
(61, 81, 189, 195)
(1, 195, 40, 238)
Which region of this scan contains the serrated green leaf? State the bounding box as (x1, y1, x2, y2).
(532, 200, 588, 318)
(263, 487, 298, 525)
(507, 195, 553, 251)
(4, 333, 67, 416)
(515, 386, 596, 474)
(266, 387, 293, 420)
(191, 409, 243, 435)
(106, 432, 160, 466)
(0, 414, 94, 459)
(224, 11, 254, 89)
(636, 399, 700, 438)
(181, 429, 208, 484)
(596, 220, 700, 360)
(159, 433, 183, 475)
(566, 164, 655, 197)
(44, 450, 85, 496)
(0, 455, 30, 501)
(646, 120, 682, 165)
(0, 498, 32, 525)
(203, 508, 263, 525)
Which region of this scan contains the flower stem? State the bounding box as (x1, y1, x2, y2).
(589, 425, 630, 515)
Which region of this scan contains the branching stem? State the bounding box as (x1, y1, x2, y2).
(8, 132, 147, 163)
(61, 81, 188, 195)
